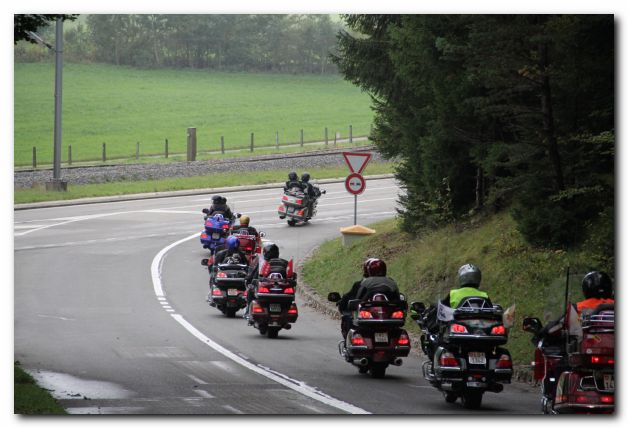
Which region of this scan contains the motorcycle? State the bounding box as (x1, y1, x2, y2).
(328, 291, 411, 378)
(277, 186, 325, 226)
(230, 227, 263, 266)
(201, 257, 249, 318)
(248, 273, 298, 339)
(200, 213, 231, 255)
(522, 304, 614, 414)
(410, 297, 513, 409)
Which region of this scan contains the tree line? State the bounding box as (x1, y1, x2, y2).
(333, 15, 614, 270)
(15, 14, 342, 74)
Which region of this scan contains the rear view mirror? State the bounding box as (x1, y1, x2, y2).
(522, 317, 543, 334)
(202, 208, 209, 214)
(201, 259, 209, 266)
(327, 292, 341, 303)
(259, 231, 266, 238)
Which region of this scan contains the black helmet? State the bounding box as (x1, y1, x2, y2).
(301, 172, 310, 183)
(288, 171, 298, 181)
(458, 264, 481, 287)
(212, 195, 221, 203)
(582, 271, 613, 299)
(263, 242, 280, 260)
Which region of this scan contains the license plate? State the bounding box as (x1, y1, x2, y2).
(269, 303, 282, 313)
(603, 374, 615, 391)
(468, 352, 486, 365)
(374, 332, 388, 343)
(227, 288, 238, 296)
(212, 232, 220, 240)
(287, 206, 295, 213)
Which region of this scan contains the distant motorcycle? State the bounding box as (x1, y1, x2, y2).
(248, 273, 298, 339)
(202, 257, 249, 318)
(522, 304, 615, 414)
(328, 291, 411, 378)
(278, 186, 325, 226)
(410, 297, 513, 409)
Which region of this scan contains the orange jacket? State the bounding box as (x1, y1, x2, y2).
(576, 298, 614, 313)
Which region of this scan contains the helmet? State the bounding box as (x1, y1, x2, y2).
(239, 215, 250, 227)
(582, 271, 613, 299)
(226, 236, 240, 251)
(213, 213, 224, 222)
(288, 171, 298, 181)
(263, 242, 280, 260)
(301, 172, 310, 183)
(458, 264, 482, 287)
(363, 258, 386, 277)
(212, 195, 221, 203)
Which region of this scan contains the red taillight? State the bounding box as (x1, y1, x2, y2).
(576, 394, 596, 404)
(359, 310, 373, 319)
(450, 324, 468, 334)
(222, 224, 230, 229)
(295, 199, 303, 205)
(288, 305, 298, 315)
(496, 354, 512, 369)
(216, 272, 227, 278)
(212, 289, 222, 296)
(440, 352, 459, 367)
(283, 287, 294, 294)
(591, 356, 614, 365)
(282, 196, 288, 201)
(256, 247, 262, 253)
(243, 290, 248, 297)
(297, 210, 305, 216)
(491, 325, 507, 335)
(351, 334, 366, 346)
(278, 205, 285, 212)
(391, 311, 405, 319)
(600, 395, 614, 404)
(257, 286, 270, 293)
(201, 233, 208, 239)
(397, 333, 410, 346)
(287, 259, 294, 278)
(244, 246, 253, 252)
(252, 303, 264, 314)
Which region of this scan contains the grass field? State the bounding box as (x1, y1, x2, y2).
(14, 63, 374, 166)
(14, 362, 66, 414)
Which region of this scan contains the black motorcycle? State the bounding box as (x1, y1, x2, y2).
(202, 258, 249, 318)
(328, 292, 411, 378)
(410, 297, 513, 409)
(248, 274, 298, 338)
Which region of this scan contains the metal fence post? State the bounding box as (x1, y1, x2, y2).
(32, 147, 37, 168)
(165, 138, 169, 158)
(221, 136, 225, 154)
(102, 143, 106, 163)
(334, 132, 337, 146)
(68, 145, 72, 165)
(250, 132, 254, 152)
(300, 129, 304, 147)
(325, 127, 328, 146)
(187, 127, 197, 161)
(349, 124, 353, 144)
(276, 131, 279, 149)
(136, 141, 140, 160)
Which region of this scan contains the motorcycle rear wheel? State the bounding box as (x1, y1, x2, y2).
(258, 325, 268, 335)
(443, 391, 458, 403)
(370, 363, 387, 378)
(267, 327, 280, 339)
(461, 390, 483, 409)
(287, 219, 296, 227)
(225, 308, 237, 318)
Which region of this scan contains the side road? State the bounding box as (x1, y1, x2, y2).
(14, 174, 394, 210)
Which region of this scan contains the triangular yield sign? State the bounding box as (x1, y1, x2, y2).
(342, 152, 372, 174)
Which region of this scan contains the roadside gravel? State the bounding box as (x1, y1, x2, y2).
(14, 146, 384, 189)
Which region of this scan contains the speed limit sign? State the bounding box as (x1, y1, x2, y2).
(345, 172, 366, 195)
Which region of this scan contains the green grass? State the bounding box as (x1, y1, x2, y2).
(14, 161, 394, 204)
(14, 362, 66, 415)
(14, 63, 374, 166)
(302, 211, 596, 366)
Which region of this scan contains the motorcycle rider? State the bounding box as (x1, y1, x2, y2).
(337, 258, 399, 339)
(284, 171, 304, 191)
(301, 172, 321, 218)
(244, 242, 293, 322)
(207, 236, 249, 306)
(202, 195, 234, 221)
(576, 271, 614, 315)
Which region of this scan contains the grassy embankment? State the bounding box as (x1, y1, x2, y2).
(302, 211, 594, 366)
(14, 161, 394, 204)
(14, 362, 66, 414)
(14, 63, 374, 167)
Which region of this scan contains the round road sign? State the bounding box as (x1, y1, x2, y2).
(345, 173, 366, 195)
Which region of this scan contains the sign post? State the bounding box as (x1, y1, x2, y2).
(342, 152, 372, 225)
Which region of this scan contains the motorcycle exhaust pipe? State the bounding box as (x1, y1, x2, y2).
(355, 358, 369, 367)
(391, 358, 403, 366)
(283, 324, 292, 330)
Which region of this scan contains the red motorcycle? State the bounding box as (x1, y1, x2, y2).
(328, 292, 411, 378)
(523, 303, 614, 414)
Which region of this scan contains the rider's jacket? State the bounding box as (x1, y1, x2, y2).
(214, 248, 249, 266)
(208, 203, 234, 220)
(576, 297, 614, 314)
(355, 276, 400, 302)
(449, 286, 488, 308)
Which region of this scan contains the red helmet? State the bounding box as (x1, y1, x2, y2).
(363, 258, 386, 277)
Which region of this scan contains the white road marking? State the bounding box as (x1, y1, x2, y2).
(187, 374, 208, 385)
(222, 404, 244, 414)
(150, 232, 200, 297)
(193, 389, 215, 399)
(37, 314, 76, 321)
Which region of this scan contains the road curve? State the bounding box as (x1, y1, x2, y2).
(14, 177, 540, 414)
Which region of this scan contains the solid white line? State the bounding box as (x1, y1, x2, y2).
(150, 232, 199, 297)
(168, 314, 369, 414)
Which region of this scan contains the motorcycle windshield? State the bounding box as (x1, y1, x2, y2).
(540, 267, 592, 326)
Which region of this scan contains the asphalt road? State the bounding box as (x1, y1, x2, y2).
(14, 177, 540, 415)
